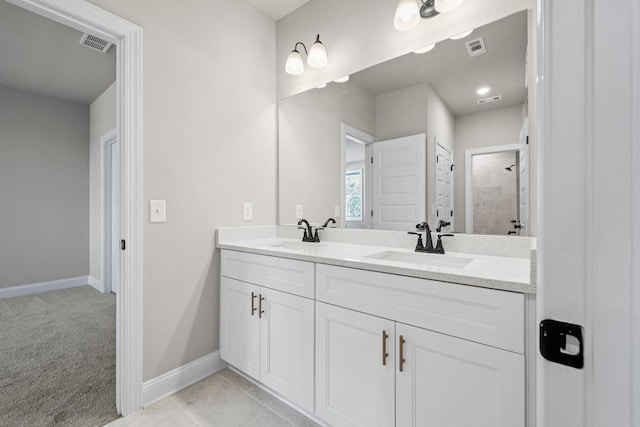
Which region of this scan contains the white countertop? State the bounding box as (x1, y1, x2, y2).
(217, 237, 535, 294)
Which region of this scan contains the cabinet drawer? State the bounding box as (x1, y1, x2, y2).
(316, 264, 524, 353)
(221, 250, 314, 298)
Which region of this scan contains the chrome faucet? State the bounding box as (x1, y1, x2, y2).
(297, 219, 320, 242)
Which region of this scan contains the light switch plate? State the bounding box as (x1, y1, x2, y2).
(295, 204, 303, 219)
(149, 200, 166, 223)
(243, 203, 253, 221)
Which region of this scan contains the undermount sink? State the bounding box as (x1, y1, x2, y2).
(262, 241, 326, 251)
(364, 250, 474, 269)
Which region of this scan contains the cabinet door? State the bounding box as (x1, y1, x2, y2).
(316, 302, 395, 427)
(259, 288, 315, 413)
(220, 277, 260, 379)
(396, 323, 524, 427)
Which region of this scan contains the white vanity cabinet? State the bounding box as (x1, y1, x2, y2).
(219, 251, 315, 413)
(220, 249, 528, 427)
(315, 264, 526, 427)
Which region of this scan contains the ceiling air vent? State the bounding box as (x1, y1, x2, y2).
(79, 33, 112, 53)
(465, 37, 487, 57)
(477, 95, 502, 105)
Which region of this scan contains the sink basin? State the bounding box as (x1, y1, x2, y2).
(364, 251, 473, 269)
(262, 241, 326, 251)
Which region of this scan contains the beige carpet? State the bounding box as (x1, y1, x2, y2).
(0, 286, 119, 426)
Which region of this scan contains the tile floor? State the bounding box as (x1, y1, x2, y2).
(105, 368, 321, 427)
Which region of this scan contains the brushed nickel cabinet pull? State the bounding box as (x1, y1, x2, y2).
(259, 294, 265, 318)
(251, 292, 257, 316)
(382, 330, 389, 366)
(399, 335, 406, 372)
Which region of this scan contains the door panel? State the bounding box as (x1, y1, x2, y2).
(316, 302, 395, 427)
(396, 323, 524, 427)
(372, 134, 426, 231)
(259, 288, 314, 412)
(220, 277, 260, 379)
(435, 143, 453, 231)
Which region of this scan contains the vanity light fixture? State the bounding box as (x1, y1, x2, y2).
(413, 43, 436, 54)
(285, 34, 328, 76)
(334, 75, 350, 83)
(476, 86, 491, 95)
(394, 0, 465, 31)
(450, 29, 474, 40)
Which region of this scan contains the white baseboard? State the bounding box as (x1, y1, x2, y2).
(0, 276, 90, 299)
(88, 276, 104, 293)
(142, 351, 227, 407)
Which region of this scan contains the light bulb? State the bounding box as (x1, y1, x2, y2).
(334, 75, 349, 83)
(285, 49, 304, 75)
(476, 86, 491, 95)
(307, 35, 328, 68)
(394, 0, 420, 31)
(413, 43, 436, 54)
(435, 0, 465, 13)
(449, 29, 473, 40)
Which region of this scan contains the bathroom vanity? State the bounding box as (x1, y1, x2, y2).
(217, 226, 536, 427)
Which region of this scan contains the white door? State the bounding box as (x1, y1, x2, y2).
(110, 140, 120, 293)
(372, 134, 426, 231)
(517, 146, 529, 237)
(396, 323, 524, 427)
(435, 143, 453, 232)
(539, 0, 639, 425)
(316, 302, 395, 427)
(259, 288, 314, 413)
(220, 277, 260, 380)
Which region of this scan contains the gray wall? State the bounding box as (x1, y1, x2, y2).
(89, 82, 116, 283)
(0, 84, 89, 288)
(454, 104, 524, 233)
(87, 0, 277, 381)
(279, 81, 375, 226)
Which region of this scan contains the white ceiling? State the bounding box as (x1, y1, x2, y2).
(352, 11, 528, 117)
(245, 0, 310, 21)
(0, 0, 116, 105)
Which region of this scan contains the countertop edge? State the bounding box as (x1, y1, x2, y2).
(217, 243, 536, 295)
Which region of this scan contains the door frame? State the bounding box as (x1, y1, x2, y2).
(5, 0, 145, 416)
(101, 128, 118, 294)
(341, 123, 376, 229)
(464, 143, 520, 233)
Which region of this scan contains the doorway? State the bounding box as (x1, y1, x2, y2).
(6, 0, 144, 416)
(464, 143, 528, 235)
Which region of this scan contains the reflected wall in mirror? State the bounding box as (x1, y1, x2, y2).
(279, 10, 534, 236)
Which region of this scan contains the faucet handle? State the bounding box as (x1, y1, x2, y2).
(408, 231, 424, 250)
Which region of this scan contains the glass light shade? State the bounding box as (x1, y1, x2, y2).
(413, 43, 436, 54)
(307, 39, 328, 68)
(394, 0, 420, 31)
(316, 83, 327, 89)
(285, 50, 304, 75)
(435, 0, 465, 13)
(449, 29, 473, 40)
(334, 75, 350, 83)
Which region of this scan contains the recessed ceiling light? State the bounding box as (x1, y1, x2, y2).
(476, 86, 491, 95)
(413, 43, 436, 54)
(450, 29, 473, 40)
(334, 75, 350, 83)
(316, 83, 327, 89)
